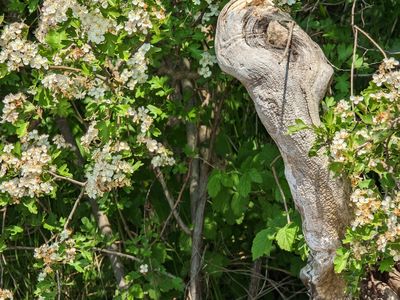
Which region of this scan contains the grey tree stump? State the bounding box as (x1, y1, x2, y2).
(215, 1, 351, 299)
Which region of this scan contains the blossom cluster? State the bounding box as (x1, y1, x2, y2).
(0, 289, 13, 300)
(36, 0, 78, 42)
(43, 73, 88, 100)
(85, 142, 134, 199)
(198, 51, 217, 78)
(0, 23, 48, 72)
(333, 99, 353, 120)
(139, 264, 149, 274)
(0, 131, 54, 200)
(128, 107, 175, 167)
(350, 189, 381, 229)
(118, 43, 151, 90)
(80, 9, 113, 44)
(34, 229, 76, 282)
(0, 93, 27, 124)
(125, 1, 152, 35)
(330, 129, 349, 162)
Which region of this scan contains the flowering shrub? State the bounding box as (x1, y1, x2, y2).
(302, 57, 400, 294)
(0, 0, 221, 298)
(0, 0, 260, 297)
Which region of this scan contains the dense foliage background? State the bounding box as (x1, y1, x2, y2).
(0, 0, 399, 299)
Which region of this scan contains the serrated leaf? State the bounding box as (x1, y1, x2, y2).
(45, 30, 68, 50)
(379, 257, 394, 272)
(251, 228, 276, 260)
(275, 223, 298, 252)
(334, 247, 349, 273)
(23, 199, 38, 214)
(16, 121, 29, 138)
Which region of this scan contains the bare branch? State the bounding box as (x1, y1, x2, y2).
(154, 168, 192, 236)
(64, 186, 87, 230)
(48, 171, 86, 187)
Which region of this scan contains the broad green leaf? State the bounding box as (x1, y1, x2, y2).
(275, 223, 298, 252)
(147, 104, 163, 116)
(251, 228, 276, 260)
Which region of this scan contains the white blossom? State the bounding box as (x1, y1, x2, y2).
(198, 51, 217, 78)
(139, 264, 148, 274)
(85, 143, 134, 199)
(124, 1, 152, 35)
(0, 23, 48, 72)
(0, 93, 27, 124)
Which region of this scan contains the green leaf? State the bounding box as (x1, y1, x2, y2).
(207, 172, 221, 198)
(27, 0, 39, 12)
(231, 193, 248, 216)
(23, 199, 38, 214)
(287, 119, 309, 134)
(251, 228, 276, 260)
(7, 225, 23, 236)
(147, 104, 163, 117)
(379, 257, 394, 272)
(0, 64, 8, 79)
(71, 261, 85, 273)
(249, 169, 263, 184)
(238, 173, 251, 197)
(16, 121, 29, 138)
(334, 247, 350, 273)
(45, 30, 69, 50)
(275, 223, 298, 252)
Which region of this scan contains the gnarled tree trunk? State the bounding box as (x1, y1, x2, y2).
(215, 1, 351, 299)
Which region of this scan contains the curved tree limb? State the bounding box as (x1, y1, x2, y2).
(215, 1, 351, 299)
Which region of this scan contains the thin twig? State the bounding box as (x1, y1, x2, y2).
(56, 270, 61, 300)
(64, 186, 86, 230)
(93, 247, 141, 262)
(113, 196, 136, 240)
(350, 0, 357, 97)
(48, 171, 86, 187)
(354, 25, 388, 59)
(159, 160, 192, 238)
(270, 155, 291, 224)
(154, 168, 192, 235)
(49, 65, 107, 81)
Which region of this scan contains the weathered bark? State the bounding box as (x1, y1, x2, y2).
(215, 1, 351, 299)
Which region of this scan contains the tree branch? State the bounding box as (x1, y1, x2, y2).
(154, 168, 192, 236)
